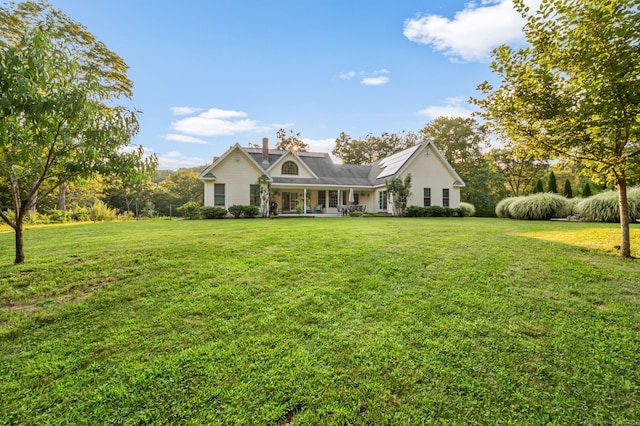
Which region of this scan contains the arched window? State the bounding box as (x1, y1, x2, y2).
(282, 161, 298, 175)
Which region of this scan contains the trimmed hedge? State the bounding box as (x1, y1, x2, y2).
(405, 206, 465, 217)
(201, 206, 227, 219)
(242, 205, 260, 218)
(177, 201, 201, 219)
(576, 187, 640, 222)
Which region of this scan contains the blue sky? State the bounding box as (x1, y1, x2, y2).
(40, 0, 538, 169)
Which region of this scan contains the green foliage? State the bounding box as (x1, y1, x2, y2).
(141, 201, 157, 218)
(533, 179, 544, 194)
(200, 206, 227, 219)
(473, 0, 640, 256)
(563, 179, 573, 198)
(90, 200, 117, 222)
(548, 171, 558, 193)
(242, 205, 260, 218)
(576, 188, 640, 223)
(177, 201, 201, 219)
(275, 129, 308, 152)
(405, 206, 464, 217)
(582, 181, 593, 197)
(495, 196, 522, 219)
(486, 148, 548, 196)
(508, 193, 571, 220)
(332, 131, 419, 165)
(385, 174, 412, 216)
(0, 2, 155, 263)
(228, 205, 244, 218)
(459, 202, 476, 217)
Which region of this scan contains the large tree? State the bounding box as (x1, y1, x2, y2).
(473, 0, 640, 257)
(275, 129, 308, 152)
(486, 147, 548, 196)
(0, 1, 156, 263)
(420, 117, 502, 216)
(332, 131, 419, 165)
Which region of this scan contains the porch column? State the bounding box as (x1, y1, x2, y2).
(303, 188, 307, 215)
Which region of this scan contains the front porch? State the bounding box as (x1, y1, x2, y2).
(268, 187, 383, 216)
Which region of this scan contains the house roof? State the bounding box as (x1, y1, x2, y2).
(199, 140, 465, 188)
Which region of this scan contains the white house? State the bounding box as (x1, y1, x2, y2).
(199, 138, 465, 215)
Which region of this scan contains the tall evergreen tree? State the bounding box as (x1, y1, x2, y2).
(533, 179, 544, 194)
(548, 171, 558, 193)
(563, 179, 573, 198)
(582, 182, 592, 198)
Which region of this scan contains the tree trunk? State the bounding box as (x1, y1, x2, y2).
(58, 183, 67, 211)
(616, 176, 631, 258)
(14, 223, 25, 264)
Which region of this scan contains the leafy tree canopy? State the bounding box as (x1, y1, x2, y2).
(473, 0, 640, 257)
(0, 0, 156, 263)
(275, 129, 308, 152)
(332, 131, 419, 165)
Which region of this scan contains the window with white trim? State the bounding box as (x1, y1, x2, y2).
(214, 184, 225, 206)
(282, 161, 298, 175)
(249, 184, 260, 206)
(379, 190, 387, 211)
(328, 190, 338, 208)
(442, 188, 450, 208)
(423, 188, 431, 207)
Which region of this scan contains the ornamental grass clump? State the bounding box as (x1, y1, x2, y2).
(508, 193, 570, 220)
(576, 187, 640, 222)
(460, 202, 476, 217)
(495, 196, 523, 218)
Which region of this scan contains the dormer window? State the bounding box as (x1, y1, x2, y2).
(282, 161, 298, 175)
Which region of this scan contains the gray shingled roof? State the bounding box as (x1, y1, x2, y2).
(243, 148, 381, 187)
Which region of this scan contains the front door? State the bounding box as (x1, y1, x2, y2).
(282, 192, 298, 212)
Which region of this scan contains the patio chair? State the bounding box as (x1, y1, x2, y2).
(337, 205, 346, 216)
(314, 204, 324, 213)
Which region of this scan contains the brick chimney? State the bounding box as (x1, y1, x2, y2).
(262, 137, 269, 167)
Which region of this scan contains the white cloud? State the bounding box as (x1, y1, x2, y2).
(361, 76, 390, 86)
(303, 137, 336, 153)
(157, 151, 209, 169)
(339, 69, 391, 85)
(163, 134, 208, 144)
(404, 0, 541, 62)
(417, 97, 475, 119)
(339, 71, 358, 80)
(171, 108, 270, 136)
(170, 106, 203, 116)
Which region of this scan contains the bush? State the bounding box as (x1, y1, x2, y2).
(495, 197, 523, 218)
(508, 193, 571, 220)
(141, 201, 157, 218)
(201, 206, 227, 219)
(405, 206, 464, 217)
(91, 200, 117, 222)
(73, 206, 91, 222)
(576, 187, 640, 222)
(242, 205, 260, 218)
(177, 201, 202, 219)
(460, 202, 476, 217)
(228, 205, 244, 218)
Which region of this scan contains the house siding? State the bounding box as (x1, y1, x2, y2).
(203, 147, 262, 208)
(269, 153, 315, 179)
(401, 146, 462, 208)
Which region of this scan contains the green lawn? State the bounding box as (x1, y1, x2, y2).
(1, 218, 639, 425)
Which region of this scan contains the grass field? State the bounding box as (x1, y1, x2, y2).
(1, 217, 639, 425)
